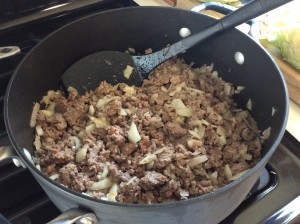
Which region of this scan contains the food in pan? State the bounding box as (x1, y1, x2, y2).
(30, 58, 265, 204)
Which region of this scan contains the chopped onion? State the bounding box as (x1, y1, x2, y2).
(153, 147, 167, 155)
(176, 116, 185, 125)
(69, 136, 81, 149)
(261, 127, 271, 140)
(123, 65, 134, 79)
(272, 107, 276, 116)
(151, 93, 159, 101)
(187, 87, 204, 94)
(49, 173, 59, 180)
(146, 160, 155, 170)
(171, 98, 186, 109)
(30, 103, 40, 127)
(40, 110, 53, 117)
(187, 139, 203, 149)
(96, 98, 113, 108)
(88, 177, 113, 190)
(188, 155, 208, 167)
(224, 164, 232, 180)
(67, 86, 78, 93)
(246, 98, 252, 110)
(207, 63, 214, 72)
(229, 169, 250, 181)
(223, 83, 231, 95)
(123, 86, 135, 96)
(237, 86, 245, 91)
(176, 108, 193, 117)
(35, 125, 44, 136)
(218, 136, 227, 146)
(128, 122, 141, 143)
(188, 130, 202, 140)
(209, 171, 218, 185)
(211, 71, 219, 79)
(188, 119, 209, 127)
(107, 183, 118, 202)
(85, 123, 96, 134)
(128, 47, 136, 54)
(88, 105, 95, 116)
(97, 164, 109, 180)
(33, 135, 41, 151)
(76, 144, 88, 163)
(47, 102, 56, 113)
(179, 191, 189, 198)
(119, 108, 128, 116)
(139, 154, 157, 165)
(161, 86, 168, 92)
(89, 116, 109, 128)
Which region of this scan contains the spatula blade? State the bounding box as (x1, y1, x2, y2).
(61, 51, 143, 95)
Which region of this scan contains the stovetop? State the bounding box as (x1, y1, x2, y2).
(0, 1, 300, 223)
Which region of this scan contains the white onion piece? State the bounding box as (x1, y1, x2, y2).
(153, 147, 167, 155)
(139, 154, 157, 165)
(30, 103, 40, 127)
(229, 169, 250, 181)
(123, 65, 134, 79)
(123, 86, 135, 96)
(246, 98, 252, 110)
(47, 102, 56, 112)
(69, 136, 81, 149)
(97, 164, 109, 180)
(188, 130, 202, 140)
(40, 110, 53, 117)
(119, 108, 128, 116)
(128, 122, 141, 144)
(76, 144, 88, 163)
(88, 105, 95, 115)
(49, 173, 59, 180)
(171, 98, 186, 109)
(188, 155, 208, 167)
(89, 116, 109, 128)
(179, 190, 189, 198)
(85, 123, 96, 134)
(224, 164, 232, 180)
(107, 183, 118, 202)
(88, 178, 113, 190)
(35, 125, 44, 136)
(96, 98, 113, 108)
(261, 127, 271, 140)
(176, 108, 193, 117)
(187, 139, 202, 149)
(34, 135, 41, 151)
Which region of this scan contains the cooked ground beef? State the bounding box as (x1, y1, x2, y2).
(32, 58, 263, 204)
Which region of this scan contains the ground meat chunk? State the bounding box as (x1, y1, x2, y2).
(33, 58, 263, 204)
(140, 171, 169, 190)
(165, 122, 188, 137)
(59, 163, 91, 192)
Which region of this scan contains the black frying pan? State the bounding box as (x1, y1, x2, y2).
(3, 4, 289, 224)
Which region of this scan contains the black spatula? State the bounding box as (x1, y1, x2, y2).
(61, 0, 291, 95)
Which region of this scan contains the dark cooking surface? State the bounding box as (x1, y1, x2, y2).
(0, 0, 300, 223)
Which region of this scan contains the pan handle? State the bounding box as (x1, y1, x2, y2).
(47, 208, 98, 224)
(0, 146, 26, 168)
(191, 2, 259, 38)
(0, 147, 99, 223)
(0, 46, 21, 60)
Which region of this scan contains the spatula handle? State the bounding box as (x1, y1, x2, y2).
(181, 0, 292, 50)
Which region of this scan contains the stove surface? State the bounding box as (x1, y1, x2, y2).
(0, 1, 300, 223)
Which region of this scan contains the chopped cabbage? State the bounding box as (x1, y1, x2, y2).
(259, 1, 300, 70)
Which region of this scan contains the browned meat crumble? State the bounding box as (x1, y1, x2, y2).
(31, 58, 263, 204)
